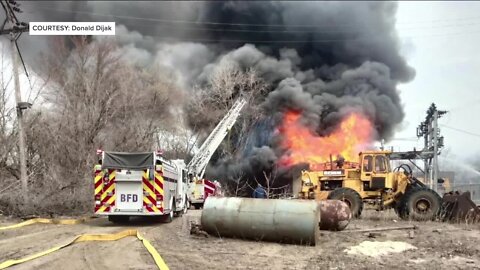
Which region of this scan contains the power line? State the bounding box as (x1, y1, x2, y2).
(27, 6, 348, 28)
(22, 8, 480, 36)
(19, 6, 480, 44)
(399, 21, 480, 31)
(396, 15, 480, 25)
(18, 9, 480, 44)
(390, 138, 419, 142)
(14, 39, 30, 83)
(97, 29, 480, 43)
(24, 5, 480, 30)
(446, 98, 480, 112)
(102, 31, 480, 44)
(4, 0, 19, 23)
(440, 124, 480, 139)
(21, 10, 355, 34)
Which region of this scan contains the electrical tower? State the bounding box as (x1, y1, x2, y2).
(1, 0, 30, 193)
(416, 103, 447, 192)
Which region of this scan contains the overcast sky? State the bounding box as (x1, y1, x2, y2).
(392, 1, 480, 162)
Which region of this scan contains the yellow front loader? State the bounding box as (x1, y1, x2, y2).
(297, 150, 442, 220)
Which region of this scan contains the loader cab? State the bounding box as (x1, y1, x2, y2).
(359, 151, 392, 191)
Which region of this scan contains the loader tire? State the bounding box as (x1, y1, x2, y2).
(394, 185, 415, 219)
(394, 202, 407, 219)
(327, 188, 364, 218)
(398, 187, 441, 221)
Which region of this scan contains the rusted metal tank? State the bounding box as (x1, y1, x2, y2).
(319, 200, 352, 231)
(201, 197, 320, 246)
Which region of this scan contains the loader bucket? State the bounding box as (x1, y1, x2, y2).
(440, 191, 480, 223)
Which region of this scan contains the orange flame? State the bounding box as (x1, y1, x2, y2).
(278, 110, 374, 170)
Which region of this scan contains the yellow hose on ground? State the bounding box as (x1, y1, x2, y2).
(0, 217, 93, 231)
(0, 229, 169, 270)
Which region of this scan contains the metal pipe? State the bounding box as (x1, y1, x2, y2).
(319, 200, 352, 231)
(344, 225, 417, 233)
(201, 197, 320, 246)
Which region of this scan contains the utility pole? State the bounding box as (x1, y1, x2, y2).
(1, 0, 30, 193)
(432, 110, 439, 192)
(11, 33, 27, 192)
(416, 103, 447, 193)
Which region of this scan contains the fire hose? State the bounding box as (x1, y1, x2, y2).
(0, 218, 169, 270)
(0, 217, 93, 231)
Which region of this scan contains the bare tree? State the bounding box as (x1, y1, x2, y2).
(1, 37, 180, 216)
(222, 172, 249, 197)
(185, 62, 268, 168)
(0, 43, 16, 181)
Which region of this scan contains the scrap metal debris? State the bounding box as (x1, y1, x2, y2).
(190, 222, 209, 238)
(441, 191, 480, 223)
(344, 225, 418, 233)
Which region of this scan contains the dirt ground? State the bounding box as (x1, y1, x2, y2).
(1, 209, 480, 270)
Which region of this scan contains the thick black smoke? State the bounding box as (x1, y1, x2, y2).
(16, 1, 414, 188)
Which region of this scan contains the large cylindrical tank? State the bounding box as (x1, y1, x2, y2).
(201, 197, 320, 246)
(319, 200, 352, 231)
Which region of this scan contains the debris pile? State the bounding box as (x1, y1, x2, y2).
(190, 222, 209, 238)
(344, 241, 417, 258)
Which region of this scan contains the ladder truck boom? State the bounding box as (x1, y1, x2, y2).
(187, 97, 247, 179)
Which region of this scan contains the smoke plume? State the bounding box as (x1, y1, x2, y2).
(16, 1, 414, 187)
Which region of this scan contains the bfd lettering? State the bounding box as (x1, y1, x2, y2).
(120, 194, 138, 202)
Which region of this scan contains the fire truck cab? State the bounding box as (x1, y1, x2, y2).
(188, 177, 219, 209)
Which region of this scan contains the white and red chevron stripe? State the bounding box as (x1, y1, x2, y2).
(204, 179, 216, 199)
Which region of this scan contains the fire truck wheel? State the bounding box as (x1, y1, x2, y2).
(327, 188, 364, 218)
(174, 209, 183, 217)
(162, 212, 173, 223)
(400, 187, 441, 221)
(188, 201, 193, 210)
(183, 198, 189, 214)
(174, 197, 184, 217)
(162, 198, 174, 223)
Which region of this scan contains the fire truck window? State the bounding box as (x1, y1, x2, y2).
(188, 173, 194, 183)
(375, 156, 387, 172)
(149, 169, 154, 180)
(363, 156, 372, 172)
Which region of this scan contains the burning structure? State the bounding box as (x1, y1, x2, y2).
(278, 110, 374, 171)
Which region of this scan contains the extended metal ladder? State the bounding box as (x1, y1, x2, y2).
(187, 97, 247, 179)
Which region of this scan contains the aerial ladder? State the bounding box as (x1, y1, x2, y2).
(187, 97, 247, 208)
